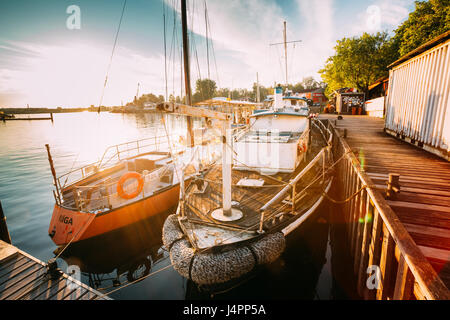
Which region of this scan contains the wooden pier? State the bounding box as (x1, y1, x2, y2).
(1, 113, 53, 121)
(0, 240, 111, 300)
(322, 115, 450, 300)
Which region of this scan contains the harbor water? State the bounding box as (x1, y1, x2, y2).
(0, 112, 359, 300)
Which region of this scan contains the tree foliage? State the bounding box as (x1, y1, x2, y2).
(319, 0, 450, 98)
(192, 78, 217, 103)
(319, 32, 399, 97)
(130, 93, 164, 107)
(394, 0, 450, 56)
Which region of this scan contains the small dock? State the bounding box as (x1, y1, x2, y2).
(1, 113, 54, 121)
(322, 114, 450, 299)
(0, 240, 111, 300)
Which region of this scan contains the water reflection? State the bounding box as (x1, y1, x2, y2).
(57, 214, 174, 296)
(0, 112, 358, 300)
(186, 205, 331, 299)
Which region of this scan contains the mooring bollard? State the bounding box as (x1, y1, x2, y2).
(0, 200, 12, 244)
(386, 173, 400, 199)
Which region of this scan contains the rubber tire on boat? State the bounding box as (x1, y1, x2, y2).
(162, 214, 286, 285)
(127, 256, 152, 282)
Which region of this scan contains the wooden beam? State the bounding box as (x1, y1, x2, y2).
(393, 254, 415, 300)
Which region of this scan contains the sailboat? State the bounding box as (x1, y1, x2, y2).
(159, 14, 334, 287)
(46, 136, 192, 247)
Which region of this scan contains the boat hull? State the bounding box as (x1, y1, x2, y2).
(49, 184, 180, 246)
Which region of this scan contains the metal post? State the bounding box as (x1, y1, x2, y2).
(179, 168, 186, 218)
(222, 120, 232, 216)
(283, 21, 288, 86)
(386, 173, 400, 199)
(258, 210, 265, 234)
(0, 201, 12, 244)
(308, 117, 312, 146)
(322, 149, 325, 183)
(291, 182, 296, 214)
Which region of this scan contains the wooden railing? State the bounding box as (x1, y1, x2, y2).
(330, 120, 450, 300)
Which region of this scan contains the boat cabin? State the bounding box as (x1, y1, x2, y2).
(233, 86, 310, 173)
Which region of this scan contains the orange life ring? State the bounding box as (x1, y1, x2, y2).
(117, 172, 144, 200)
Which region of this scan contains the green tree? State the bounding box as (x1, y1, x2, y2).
(394, 0, 450, 56)
(319, 32, 398, 97)
(289, 82, 305, 93)
(301, 76, 319, 90)
(252, 83, 271, 102)
(215, 88, 230, 98)
(192, 78, 217, 103)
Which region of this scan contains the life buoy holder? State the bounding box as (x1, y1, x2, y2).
(84, 185, 99, 206)
(117, 172, 144, 200)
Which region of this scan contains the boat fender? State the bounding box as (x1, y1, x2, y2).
(188, 252, 197, 282)
(246, 244, 259, 270)
(117, 172, 144, 200)
(297, 141, 307, 154)
(163, 214, 286, 285)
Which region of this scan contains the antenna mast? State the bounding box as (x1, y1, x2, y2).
(283, 21, 287, 86)
(269, 21, 301, 87)
(256, 72, 260, 103)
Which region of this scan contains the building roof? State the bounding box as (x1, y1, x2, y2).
(295, 87, 325, 94)
(368, 76, 389, 91)
(194, 97, 261, 107)
(388, 30, 450, 69)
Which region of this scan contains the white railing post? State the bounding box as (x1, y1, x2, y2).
(222, 120, 232, 216)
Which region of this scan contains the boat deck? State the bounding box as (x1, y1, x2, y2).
(322, 114, 450, 289)
(180, 127, 333, 248)
(0, 240, 111, 300)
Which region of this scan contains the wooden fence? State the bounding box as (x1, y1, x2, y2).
(328, 120, 450, 300)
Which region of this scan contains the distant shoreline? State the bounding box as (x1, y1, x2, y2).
(0, 107, 111, 114)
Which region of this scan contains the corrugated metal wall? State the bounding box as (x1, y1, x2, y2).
(385, 39, 450, 156)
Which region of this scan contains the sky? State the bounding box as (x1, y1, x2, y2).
(0, 0, 416, 108)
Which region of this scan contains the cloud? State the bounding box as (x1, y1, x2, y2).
(345, 0, 413, 36)
(0, 40, 166, 108)
(0, 0, 415, 107)
(166, 0, 336, 88)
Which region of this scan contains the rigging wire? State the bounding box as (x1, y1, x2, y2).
(163, 0, 168, 102)
(204, 4, 220, 87)
(97, 0, 127, 113)
(102, 122, 340, 297)
(204, 0, 210, 80)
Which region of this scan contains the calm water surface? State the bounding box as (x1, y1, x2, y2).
(0, 112, 358, 300)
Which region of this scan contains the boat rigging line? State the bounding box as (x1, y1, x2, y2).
(97, 0, 127, 113)
(101, 124, 345, 297)
(163, 0, 168, 102)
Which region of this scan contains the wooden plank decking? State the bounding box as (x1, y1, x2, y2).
(323, 115, 450, 290)
(0, 240, 111, 300)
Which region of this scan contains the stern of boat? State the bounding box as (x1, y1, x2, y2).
(48, 204, 95, 246)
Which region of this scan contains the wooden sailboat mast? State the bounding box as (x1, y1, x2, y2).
(181, 0, 194, 147)
(162, 0, 233, 217)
